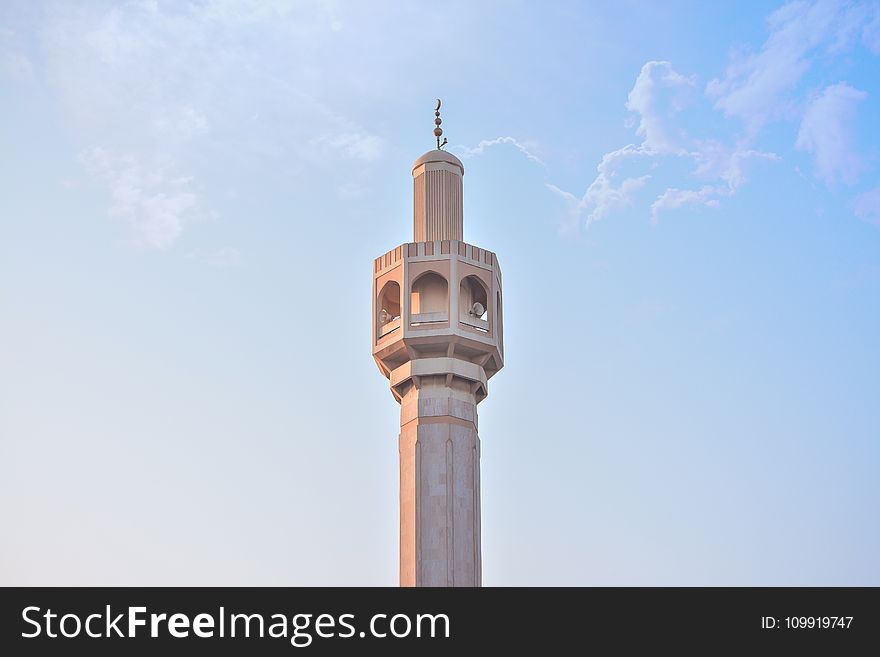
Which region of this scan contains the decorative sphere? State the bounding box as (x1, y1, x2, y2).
(433, 127, 443, 137)
(434, 118, 442, 125)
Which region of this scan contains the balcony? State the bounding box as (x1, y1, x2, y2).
(410, 312, 448, 327)
(460, 315, 489, 333)
(378, 316, 401, 339)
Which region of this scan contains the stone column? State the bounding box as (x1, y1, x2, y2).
(398, 375, 481, 587)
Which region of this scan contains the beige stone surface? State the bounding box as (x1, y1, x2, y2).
(399, 380, 480, 587)
(412, 150, 465, 242)
(373, 148, 503, 587)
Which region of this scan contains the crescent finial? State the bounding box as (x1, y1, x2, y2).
(433, 98, 446, 149)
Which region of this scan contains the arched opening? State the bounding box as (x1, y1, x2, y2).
(459, 275, 489, 332)
(410, 271, 448, 325)
(377, 280, 401, 338)
(496, 290, 503, 347)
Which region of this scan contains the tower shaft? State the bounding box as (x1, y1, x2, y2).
(398, 377, 481, 586)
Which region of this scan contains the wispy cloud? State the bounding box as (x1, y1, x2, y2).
(551, 1, 878, 230)
(547, 145, 651, 226)
(79, 147, 200, 250)
(336, 182, 370, 200)
(864, 4, 880, 53)
(650, 186, 720, 224)
(38, 1, 383, 250)
(312, 132, 384, 162)
(186, 247, 242, 267)
(706, 0, 871, 133)
(0, 49, 32, 78)
(153, 106, 210, 142)
(549, 60, 778, 227)
(456, 136, 544, 166)
(0, 28, 33, 79)
(651, 146, 782, 223)
(693, 146, 781, 192)
(854, 187, 880, 225)
(625, 60, 695, 154)
(796, 82, 867, 186)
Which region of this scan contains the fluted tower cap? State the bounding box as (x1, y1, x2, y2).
(411, 149, 465, 176)
(412, 149, 464, 242)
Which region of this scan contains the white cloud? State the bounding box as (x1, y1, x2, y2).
(545, 60, 698, 227)
(549, 59, 779, 227)
(650, 186, 720, 224)
(456, 136, 544, 166)
(721, 148, 781, 190)
(79, 147, 199, 250)
(38, 2, 385, 249)
(548, 1, 880, 230)
(650, 147, 779, 223)
(548, 145, 651, 226)
(796, 82, 867, 186)
(691, 144, 781, 191)
(854, 186, 880, 225)
(626, 61, 695, 153)
(83, 6, 150, 66)
(706, 0, 875, 133)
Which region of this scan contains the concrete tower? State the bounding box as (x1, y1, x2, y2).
(372, 101, 504, 587)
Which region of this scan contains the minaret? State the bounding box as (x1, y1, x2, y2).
(372, 100, 504, 587)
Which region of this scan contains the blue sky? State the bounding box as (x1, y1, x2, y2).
(1, 0, 878, 585)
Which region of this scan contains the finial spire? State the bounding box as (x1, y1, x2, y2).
(434, 98, 448, 150)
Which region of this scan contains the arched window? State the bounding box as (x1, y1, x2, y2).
(459, 275, 489, 331)
(410, 272, 449, 319)
(496, 290, 503, 346)
(377, 280, 401, 338)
